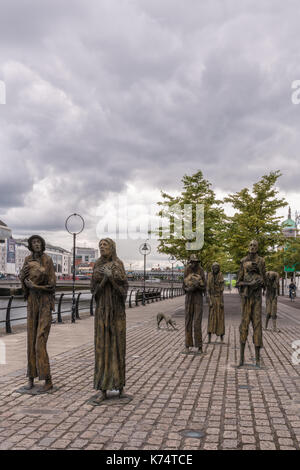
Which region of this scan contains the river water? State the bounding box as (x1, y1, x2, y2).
(0, 289, 142, 328)
(0, 291, 93, 328)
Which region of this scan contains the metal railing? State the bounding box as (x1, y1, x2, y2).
(0, 287, 184, 334)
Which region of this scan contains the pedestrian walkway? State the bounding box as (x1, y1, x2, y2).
(0, 295, 300, 450)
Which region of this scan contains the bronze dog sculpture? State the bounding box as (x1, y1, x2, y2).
(157, 313, 178, 330)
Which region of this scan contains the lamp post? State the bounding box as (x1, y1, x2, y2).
(168, 255, 176, 298)
(139, 242, 151, 305)
(65, 213, 85, 323)
(295, 211, 300, 287)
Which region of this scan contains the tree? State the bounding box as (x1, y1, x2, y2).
(156, 171, 226, 270)
(224, 171, 287, 269)
(268, 238, 300, 277)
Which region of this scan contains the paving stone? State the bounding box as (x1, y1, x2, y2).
(1, 295, 300, 451)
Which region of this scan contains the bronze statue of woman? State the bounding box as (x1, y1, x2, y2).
(90, 238, 128, 403)
(19, 235, 56, 393)
(207, 262, 225, 343)
(264, 271, 280, 332)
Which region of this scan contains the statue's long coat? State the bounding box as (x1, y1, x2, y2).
(265, 271, 280, 318)
(19, 253, 56, 380)
(207, 271, 225, 336)
(183, 263, 206, 348)
(91, 256, 128, 391)
(237, 253, 266, 347)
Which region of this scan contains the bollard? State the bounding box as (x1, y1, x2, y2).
(75, 293, 81, 320)
(135, 289, 140, 306)
(6, 296, 13, 334)
(128, 289, 132, 308)
(57, 293, 64, 323)
(90, 295, 94, 316)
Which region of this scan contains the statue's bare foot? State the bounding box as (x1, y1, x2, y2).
(97, 391, 107, 402)
(39, 378, 53, 393)
(24, 378, 34, 390)
(185, 347, 190, 354)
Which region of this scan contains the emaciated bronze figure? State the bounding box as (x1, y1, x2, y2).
(264, 271, 280, 332)
(91, 238, 128, 403)
(207, 262, 225, 343)
(19, 235, 56, 392)
(236, 240, 266, 368)
(183, 254, 206, 354)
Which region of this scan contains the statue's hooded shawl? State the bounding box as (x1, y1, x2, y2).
(91, 238, 128, 391)
(207, 263, 225, 336)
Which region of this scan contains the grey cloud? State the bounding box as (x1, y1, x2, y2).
(0, 0, 300, 239)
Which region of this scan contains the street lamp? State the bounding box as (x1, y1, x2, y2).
(65, 213, 85, 323)
(139, 241, 151, 305)
(168, 255, 176, 298)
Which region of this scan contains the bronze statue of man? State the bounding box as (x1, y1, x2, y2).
(19, 235, 56, 392)
(90, 238, 128, 403)
(207, 262, 225, 343)
(236, 240, 266, 368)
(265, 271, 280, 332)
(183, 254, 206, 354)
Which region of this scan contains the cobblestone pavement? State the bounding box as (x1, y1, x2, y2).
(0, 294, 300, 450)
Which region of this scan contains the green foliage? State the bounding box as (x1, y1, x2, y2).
(156, 171, 226, 270)
(156, 169, 290, 274)
(224, 171, 287, 269)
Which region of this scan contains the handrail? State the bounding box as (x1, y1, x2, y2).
(0, 286, 185, 334)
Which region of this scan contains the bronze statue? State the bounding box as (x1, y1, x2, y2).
(183, 254, 206, 354)
(236, 240, 266, 368)
(90, 238, 128, 403)
(19, 235, 56, 393)
(264, 271, 280, 332)
(207, 262, 225, 343)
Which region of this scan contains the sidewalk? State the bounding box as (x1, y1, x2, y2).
(0, 294, 300, 450)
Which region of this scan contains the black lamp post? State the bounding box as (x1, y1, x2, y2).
(65, 213, 85, 323)
(139, 242, 151, 305)
(168, 255, 176, 298)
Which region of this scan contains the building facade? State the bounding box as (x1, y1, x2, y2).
(282, 207, 298, 238)
(0, 221, 72, 276)
(73, 246, 98, 264)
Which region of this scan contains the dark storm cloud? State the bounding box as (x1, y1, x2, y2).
(1, 0, 300, 233)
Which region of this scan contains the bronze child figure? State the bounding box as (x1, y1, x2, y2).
(207, 262, 225, 343)
(236, 240, 266, 368)
(19, 235, 56, 393)
(183, 254, 206, 354)
(90, 238, 128, 404)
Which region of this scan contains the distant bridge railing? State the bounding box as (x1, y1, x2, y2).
(0, 286, 184, 334)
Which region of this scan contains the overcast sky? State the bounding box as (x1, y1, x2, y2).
(1, 0, 300, 267)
